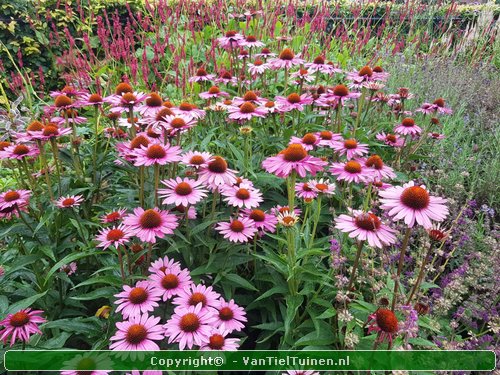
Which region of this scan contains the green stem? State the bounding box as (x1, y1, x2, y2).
(308, 196, 322, 248)
(406, 242, 434, 305)
(392, 227, 412, 311)
(154, 164, 160, 207)
(347, 240, 364, 291)
(16, 207, 43, 245)
(37, 141, 54, 201)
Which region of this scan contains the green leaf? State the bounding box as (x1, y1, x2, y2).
(72, 275, 123, 289)
(317, 307, 337, 319)
(3, 291, 48, 316)
(43, 317, 101, 334)
(408, 337, 438, 347)
(39, 331, 72, 349)
(70, 287, 116, 301)
(253, 285, 288, 302)
(39, 245, 56, 262)
(295, 327, 335, 346)
(223, 273, 258, 291)
(0, 295, 9, 311)
(44, 252, 100, 286)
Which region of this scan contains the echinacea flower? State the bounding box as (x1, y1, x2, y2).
(277, 210, 300, 227)
(289, 133, 320, 151)
(360, 155, 396, 180)
(332, 138, 369, 160)
(79, 92, 106, 107)
(55, 195, 84, 209)
(305, 56, 338, 74)
(148, 255, 181, 275)
(290, 68, 315, 84)
(200, 327, 240, 351)
(217, 31, 244, 49)
(149, 268, 193, 301)
(0, 143, 39, 160)
(109, 313, 164, 350)
(247, 59, 269, 75)
(376, 132, 405, 148)
(240, 208, 278, 233)
(29, 124, 72, 141)
(60, 262, 77, 276)
(172, 284, 221, 310)
(227, 101, 266, 121)
(346, 65, 388, 89)
(232, 91, 267, 106)
(214, 298, 247, 333)
(0, 189, 30, 210)
(221, 183, 263, 209)
(335, 210, 397, 248)
(295, 182, 318, 200)
(136, 92, 164, 117)
(255, 47, 276, 58)
(267, 48, 304, 69)
(123, 207, 179, 243)
(199, 86, 229, 100)
(172, 102, 205, 120)
(367, 308, 399, 346)
(95, 224, 132, 250)
(132, 142, 182, 167)
(394, 118, 422, 136)
(198, 156, 238, 188)
(0, 308, 46, 346)
(109, 92, 148, 113)
(53, 94, 76, 110)
(158, 177, 208, 207)
(426, 223, 451, 242)
(164, 303, 218, 350)
(316, 130, 343, 148)
(428, 132, 445, 140)
(241, 35, 265, 48)
(181, 151, 213, 169)
(330, 160, 372, 184)
(318, 84, 361, 106)
(100, 209, 128, 224)
(379, 181, 448, 228)
(114, 280, 163, 319)
(188, 67, 216, 83)
(262, 144, 327, 178)
(215, 217, 258, 243)
(276, 93, 313, 112)
(309, 178, 336, 195)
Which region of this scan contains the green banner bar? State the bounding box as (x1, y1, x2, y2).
(4, 350, 496, 371)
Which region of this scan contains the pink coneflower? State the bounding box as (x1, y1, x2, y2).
(221, 183, 263, 209)
(289, 133, 320, 151)
(0, 143, 39, 160)
(330, 160, 372, 183)
(295, 182, 318, 200)
(29, 123, 72, 141)
(379, 181, 448, 228)
(371, 179, 393, 191)
(53, 94, 76, 110)
(0, 189, 30, 210)
(165, 303, 218, 349)
(214, 298, 247, 333)
(173, 284, 221, 310)
(50, 85, 86, 98)
(276, 210, 300, 227)
(100, 208, 128, 224)
(216, 217, 258, 243)
(163, 114, 197, 135)
(109, 92, 148, 114)
(189, 67, 216, 83)
(276, 93, 313, 112)
(139, 107, 175, 132)
(96, 224, 132, 250)
(360, 155, 396, 180)
(283, 371, 320, 375)
(417, 98, 452, 115)
(227, 101, 266, 121)
(114, 280, 163, 318)
(172, 204, 197, 220)
(79, 92, 105, 107)
(309, 178, 336, 196)
(232, 91, 267, 107)
(148, 255, 181, 275)
(260, 100, 283, 114)
(305, 56, 337, 74)
(316, 130, 343, 148)
(241, 35, 265, 48)
(428, 132, 445, 140)
(318, 84, 361, 106)
(240, 208, 278, 233)
(60, 262, 77, 276)
(346, 66, 388, 89)
(55, 195, 84, 208)
(0, 205, 26, 220)
(132, 142, 182, 167)
(262, 144, 327, 178)
(267, 48, 304, 69)
(367, 308, 398, 346)
(181, 151, 213, 168)
(376, 132, 405, 147)
(149, 267, 192, 301)
(332, 138, 369, 160)
(255, 47, 276, 58)
(247, 59, 269, 75)
(335, 210, 397, 248)
(109, 313, 164, 350)
(198, 156, 238, 188)
(216, 71, 238, 86)
(136, 93, 164, 117)
(0, 308, 46, 346)
(199, 86, 229, 100)
(217, 30, 244, 49)
(158, 177, 208, 207)
(200, 327, 240, 351)
(394, 118, 422, 136)
(170, 103, 203, 121)
(123, 207, 178, 243)
(290, 68, 315, 84)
